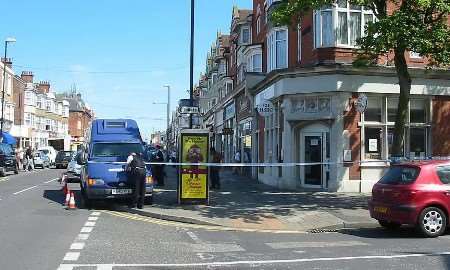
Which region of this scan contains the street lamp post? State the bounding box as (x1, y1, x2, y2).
(189, 0, 195, 129)
(163, 85, 171, 161)
(1, 37, 16, 140)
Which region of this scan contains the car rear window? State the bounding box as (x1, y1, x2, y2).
(379, 166, 420, 185)
(436, 165, 450, 184)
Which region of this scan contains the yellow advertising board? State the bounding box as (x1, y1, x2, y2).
(179, 130, 209, 203)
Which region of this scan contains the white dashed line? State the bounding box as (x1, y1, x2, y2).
(44, 178, 59, 184)
(70, 242, 85, 250)
(77, 234, 90, 241)
(63, 252, 80, 261)
(84, 221, 96, 227)
(91, 212, 101, 216)
(13, 185, 38, 195)
(80, 227, 93, 233)
(88, 216, 99, 221)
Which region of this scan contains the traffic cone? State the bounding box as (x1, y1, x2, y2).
(67, 192, 76, 210)
(64, 191, 71, 206)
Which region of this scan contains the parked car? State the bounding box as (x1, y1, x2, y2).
(0, 143, 18, 176)
(37, 146, 57, 165)
(55, 151, 74, 169)
(369, 160, 450, 237)
(65, 152, 82, 183)
(33, 151, 50, 169)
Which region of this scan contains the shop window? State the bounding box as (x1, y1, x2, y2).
(364, 97, 382, 122)
(410, 99, 426, 123)
(387, 98, 398, 122)
(409, 128, 426, 158)
(365, 127, 382, 160)
(387, 128, 404, 158)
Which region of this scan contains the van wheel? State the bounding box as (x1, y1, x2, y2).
(378, 220, 401, 230)
(0, 167, 6, 177)
(418, 207, 447, 238)
(80, 187, 92, 209)
(144, 195, 153, 205)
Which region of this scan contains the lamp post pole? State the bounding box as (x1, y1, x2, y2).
(164, 85, 171, 161)
(1, 38, 16, 140)
(189, 0, 195, 129)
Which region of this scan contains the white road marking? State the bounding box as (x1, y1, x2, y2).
(57, 265, 74, 270)
(80, 227, 93, 233)
(186, 231, 201, 243)
(77, 234, 90, 241)
(70, 242, 85, 250)
(266, 241, 370, 249)
(44, 178, 59, 184)
(97, 266, 113, 270)
(88, 216, 99, 221)
(191, 243, 245, 253)
(63, 252, 80, 261)
(84, 221, 96, 227)
(57, 251, 450, 268)
(13, 185, 38, 195)
(91, 211, 101, 216)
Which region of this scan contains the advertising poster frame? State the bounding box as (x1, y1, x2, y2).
(178, 129, 209, 205)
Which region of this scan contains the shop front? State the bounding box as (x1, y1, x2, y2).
(236, 93, 253, 177)
(223, 102, 236, 163)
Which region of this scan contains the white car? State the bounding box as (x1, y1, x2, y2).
(65, 152, 82, 183)
(37, 146, 57, 165)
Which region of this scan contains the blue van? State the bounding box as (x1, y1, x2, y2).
(78, 119, 153, 207)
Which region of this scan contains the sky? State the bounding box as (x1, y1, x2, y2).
(2, 0, 252, 138)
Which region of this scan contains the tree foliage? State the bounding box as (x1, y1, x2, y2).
(272, 0, 450, 156)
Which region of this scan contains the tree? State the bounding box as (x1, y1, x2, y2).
(272, 0, 450, 157)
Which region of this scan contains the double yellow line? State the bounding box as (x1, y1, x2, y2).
(101, 210, 308, 234)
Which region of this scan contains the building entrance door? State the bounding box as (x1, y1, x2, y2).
(300, 128, 329, 189)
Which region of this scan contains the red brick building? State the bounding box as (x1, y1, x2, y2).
(249, 0, 450, 192)
(198, 0, 450, 192)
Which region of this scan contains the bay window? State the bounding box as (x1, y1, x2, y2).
(364, 97, 382, 122)
(267, 28, 288, 72)
(314, 1, 374, 48)
(247, 52, 262, 73)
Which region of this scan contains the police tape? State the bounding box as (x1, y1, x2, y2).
(88, 156, 450, 167)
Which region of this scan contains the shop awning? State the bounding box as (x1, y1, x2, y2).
(1, 132, 17, 145)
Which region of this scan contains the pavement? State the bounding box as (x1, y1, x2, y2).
(121, 167, 378, 232)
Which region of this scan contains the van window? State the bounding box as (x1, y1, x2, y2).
(379, 166, 420, 185)
(92, 143, 143, 158)
(437, 165, 450, 185)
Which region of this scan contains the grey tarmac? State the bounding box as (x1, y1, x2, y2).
(2, 170, 450, 270)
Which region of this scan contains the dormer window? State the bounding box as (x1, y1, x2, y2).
(241, 26, 251, 44)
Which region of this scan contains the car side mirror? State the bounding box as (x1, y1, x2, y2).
(76, 153, 87, 165)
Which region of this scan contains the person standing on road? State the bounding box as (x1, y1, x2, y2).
(233, 150, 241, 175)
(25, 147, 34, 171)
(18, 148, 24, 171)
(152, 145, 165, 187)
(126, 152, 146, 209)
(210, 147, 222, 190)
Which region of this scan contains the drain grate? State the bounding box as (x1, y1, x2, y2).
(308, 228, 339, 233)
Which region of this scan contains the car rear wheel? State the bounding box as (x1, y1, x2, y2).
(144, 195, 153, 205)
(418, 207, 447, 238)
(378, 220, 401, 230)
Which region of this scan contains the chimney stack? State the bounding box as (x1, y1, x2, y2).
(21, 71, 34, 83)
(1, 58, 12, 69)
(37, 81, 50, 93)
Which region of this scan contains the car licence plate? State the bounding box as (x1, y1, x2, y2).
(111, 189, 132, 195)
(374, 206, 388, 214)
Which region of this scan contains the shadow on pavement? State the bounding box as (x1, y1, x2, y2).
(339, 227, 425, 239)
(152, 167, 371, 225)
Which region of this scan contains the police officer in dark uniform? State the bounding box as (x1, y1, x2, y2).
(126, 152, 146, 209)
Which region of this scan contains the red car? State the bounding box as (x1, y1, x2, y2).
(369, 160, 450, 237)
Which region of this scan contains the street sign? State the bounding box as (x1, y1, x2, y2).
(355, 94, 368, 113)
(256, 100, 274, 117)
(178, 129, 209, 205)
(180, 107, 199, 114)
